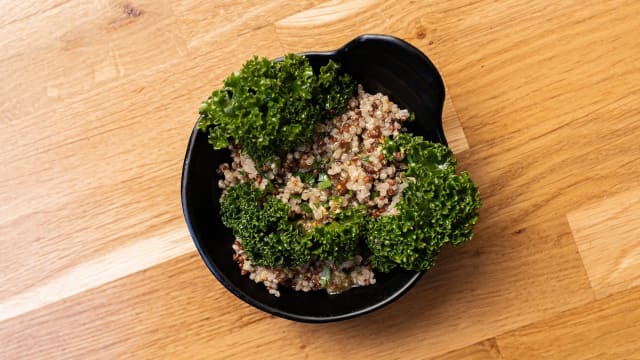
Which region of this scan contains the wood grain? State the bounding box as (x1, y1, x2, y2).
(2, 0, 640, 358)
(496, 287, 640, 359)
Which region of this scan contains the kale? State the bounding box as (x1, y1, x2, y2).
(198, 54, 356, 165)
(309, 207, 367, 263)
(220, 182, 369, 266)
(368, 134, 482, 272)
(220, 183, 311, 267)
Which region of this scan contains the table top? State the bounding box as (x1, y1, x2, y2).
(2, 1, 639, 358)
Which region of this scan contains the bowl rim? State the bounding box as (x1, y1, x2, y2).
(181, 34, 445, 323)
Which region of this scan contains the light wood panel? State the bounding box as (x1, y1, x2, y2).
(496, 287, 640, 359)
(443, 95, 469, 153)
(2, 0, 640, 358)
(568, 190, 640, 299)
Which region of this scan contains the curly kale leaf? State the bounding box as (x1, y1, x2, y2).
(368, 134, 482, 272)
(220, 182, 311, 267)
(198, 54, 356, 165)
(221, 182, 370, 266)
(314, 60, 356, 117)
(309, 207, 367, 263)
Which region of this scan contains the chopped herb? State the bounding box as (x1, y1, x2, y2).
(316, 173, 331, 190)
(294, 171, 315, 186)
(317, 178, 332, 190)
(300, 203, 313, 216)
(319, 266, 331, 287)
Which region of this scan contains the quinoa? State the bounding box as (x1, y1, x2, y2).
(218, 85, 411, 296)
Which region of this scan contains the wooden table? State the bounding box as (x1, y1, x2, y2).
(2, 1, 639, 358)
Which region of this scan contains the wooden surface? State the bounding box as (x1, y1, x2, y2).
(1, 0, 639, 358)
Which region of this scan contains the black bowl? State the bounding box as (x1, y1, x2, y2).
(181, 34, 446, 323)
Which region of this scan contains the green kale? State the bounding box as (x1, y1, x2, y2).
(220, 182, 311, 267)
(198, 54, 356, 165)
(220, 183, 366, 266)
(368, 134, 481, 272)
(309, 207, 367, 263)
(300, 203, 313, 217)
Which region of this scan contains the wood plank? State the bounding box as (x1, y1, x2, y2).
(0, 0, 69, 28)
(275, 0, 389, 49)
(496, 287, 640, 360)
(0, 21, 284, 315)
(0, 0, 187, 125)
(0, 228, 192, 322)
(171, 0, 321, 52)
(0, 253, 238, 359)
(567, 190, 640, 298)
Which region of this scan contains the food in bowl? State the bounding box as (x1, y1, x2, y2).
(197, 54, 481, 297)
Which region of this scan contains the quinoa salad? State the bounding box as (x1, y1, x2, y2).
(218, 86, 409, 296)
(197, 54, 481, 298)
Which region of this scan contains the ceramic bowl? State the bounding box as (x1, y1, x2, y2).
(181, 34, 446, 322)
